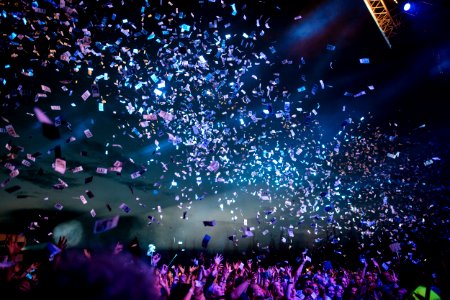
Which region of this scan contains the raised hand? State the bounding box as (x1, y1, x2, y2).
(214, 253, 223, 265)
(224, 262, 232, 274)
(172, 265, 179, 276)
(57, 236, 68, 250)
(178, 264, 185, 274)
(285, 266, 293, 279)
(152, 253, 161, 266)
(189, 265, 199, 274)
(160, 264, 168, 275)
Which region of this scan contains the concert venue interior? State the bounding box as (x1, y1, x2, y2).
(1, 0, 449, 293)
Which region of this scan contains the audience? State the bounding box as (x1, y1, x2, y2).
(0, 234, 445, 300)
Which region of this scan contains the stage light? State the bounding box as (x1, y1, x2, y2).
(403, 2, 411, 11)
(402, 1, 417, 15)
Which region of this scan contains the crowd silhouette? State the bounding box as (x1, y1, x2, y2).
(0, 233, 445, 300)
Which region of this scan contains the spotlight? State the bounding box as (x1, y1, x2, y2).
(403, 2, 411, 11)
(402, 1, 417, 15)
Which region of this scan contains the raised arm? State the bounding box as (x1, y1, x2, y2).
(294, 259, 306, 283)
(183, 276, 196, 300)
(230, 270, 252, 300)
(285, 265, 296, 300)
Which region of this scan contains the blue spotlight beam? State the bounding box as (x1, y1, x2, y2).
(403, 2, 411, 11)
